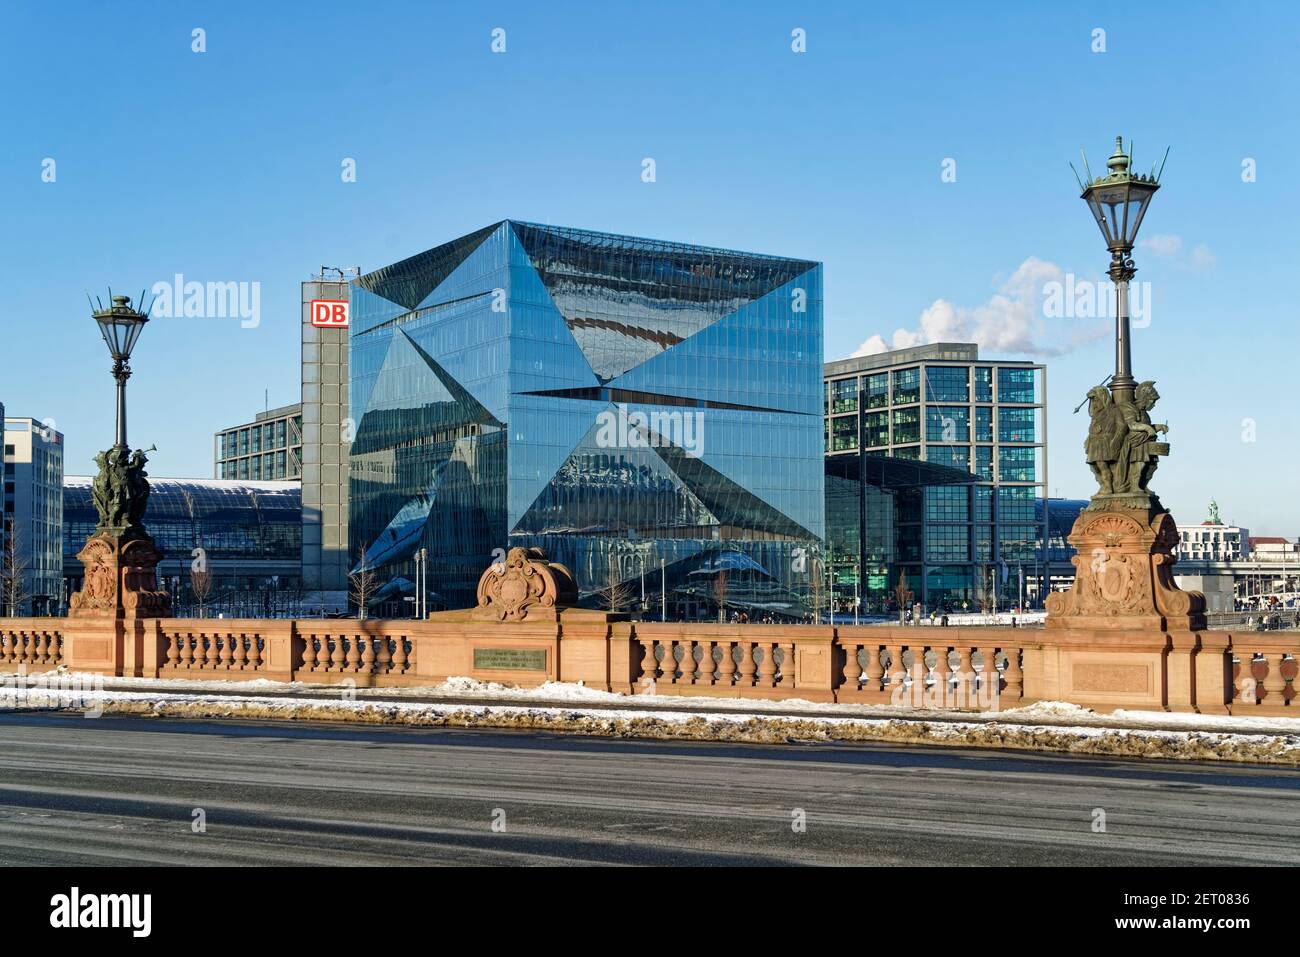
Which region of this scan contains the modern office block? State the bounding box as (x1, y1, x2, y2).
(3, 416, 64, 615)
(823, 343, 1048, 609)
(348, 221, 824, 616)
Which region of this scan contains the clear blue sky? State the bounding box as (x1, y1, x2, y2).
(3, 1, 1297, 533)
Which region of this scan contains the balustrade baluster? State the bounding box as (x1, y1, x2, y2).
(864, 644, 884, 691)
(758, 642, 778, 687)
(781, 641, 796, 685)
(1261, 653, 1286, 707)
(842, 643, 863, 689)
(738, 643, 758, 687)
(718, 642, 737, 685)
(659, 641, 677, 682)
(638, 639, 656, 686)
(932, 645, 951, 707)
(697, 641, 716, 686)
(957, 646, 975, 703)
(376, 636, 393, 675)
(884, 644, 905, 693)
(361, 636, 377, 675)
(1003, 647, 1023, 701)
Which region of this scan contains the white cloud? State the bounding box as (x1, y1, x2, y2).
(1189, 243, 1216, 272)
(1139, 233, 1215, 273)
(851, 257, 1109, 359)
(1140, 234, 1183, 257)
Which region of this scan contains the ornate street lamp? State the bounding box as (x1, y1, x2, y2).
(68, 291, 169, 627)
(1074, 137, 1166, 405)
(1048, 139, 1206, 641)
(92, 294, 150, 450)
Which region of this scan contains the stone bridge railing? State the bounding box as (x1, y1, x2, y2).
(1, 614, 1295, 715)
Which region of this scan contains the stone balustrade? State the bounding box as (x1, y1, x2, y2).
(1216, 632, 1298, 715)
(1, 613, 1296, 716)
(835, 626, 1025, 710)
(0, 620, 64, 670)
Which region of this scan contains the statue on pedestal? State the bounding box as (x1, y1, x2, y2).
(70, 444, 169, 618)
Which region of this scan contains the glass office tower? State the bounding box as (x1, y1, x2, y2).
(348, 221, 824, 616)
(823, 343, 1048, 610)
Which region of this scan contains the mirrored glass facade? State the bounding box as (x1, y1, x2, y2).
(349, 222, 824, 616)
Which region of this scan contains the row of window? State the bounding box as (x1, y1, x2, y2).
(828, 405, 1038, 447)
(824, 365, 1039, 414)
(218, 418, 301, 460)
(219, 452, 290, 480)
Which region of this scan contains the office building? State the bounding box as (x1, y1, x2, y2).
(823, 343, 1048, 609)
(1177, 519, 1250, 562)
(301, 269, 354, 608)
(3, 416, 64, 615)
(214, 403, 303, 480)
(348, 221, 824, 615)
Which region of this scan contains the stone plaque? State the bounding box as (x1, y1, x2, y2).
(1072, 661, 1150, 695)
(474, 647, 548, 671)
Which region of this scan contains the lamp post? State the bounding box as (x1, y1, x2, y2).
(92, 295, 150, 450)
(70, 291, 170, 629)
(1076, 137, 1163, 407)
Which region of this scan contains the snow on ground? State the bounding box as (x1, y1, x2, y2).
(4, 668, 1299, 764)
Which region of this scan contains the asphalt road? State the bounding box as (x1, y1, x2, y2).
(1, 712, 1297, 866)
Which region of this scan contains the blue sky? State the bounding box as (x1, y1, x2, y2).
(3, 1, 1297, 532)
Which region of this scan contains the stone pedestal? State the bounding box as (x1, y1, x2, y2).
(1046, 505, 1204, 632)
(66, 531, 170, 676)
(1043, 504, 1206, 711)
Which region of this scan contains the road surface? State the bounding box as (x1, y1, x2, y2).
(1, 712, 1296, 866)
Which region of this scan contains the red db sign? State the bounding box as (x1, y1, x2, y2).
(310, 299, 350, 328)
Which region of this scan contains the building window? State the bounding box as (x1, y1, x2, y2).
(975, 407, 993, 442)
(865, 373, 888, 409)
(831, 378, 858, 414)
(997, 367, 1037, 404)
(925, 406, 968, 442)
(998, 407, 1036, 443)
(864, 411, 889, 448)
(998, 447, 1036, 482)
(927, 444, 969, 470)
(831, 415, 858, 451)
(974, 367, 992, 403)
(974, 445, 993, 481)
(925, 366, 969, 403)
(925, 485, 970, 523)
(891, 407, 920, 444)
(998, 486, 1036, 522)
(891, 368, 920, 405)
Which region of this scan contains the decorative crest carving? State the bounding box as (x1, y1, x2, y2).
(475, 547, 578, 621)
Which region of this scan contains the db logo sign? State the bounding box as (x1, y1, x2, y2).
(310, 299, 349, 328)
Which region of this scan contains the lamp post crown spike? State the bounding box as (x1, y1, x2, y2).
(1107, 136, 1129, 175)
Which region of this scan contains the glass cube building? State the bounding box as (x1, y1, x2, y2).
(823, 343, 1048, 610)
(348, 221, 824, 615)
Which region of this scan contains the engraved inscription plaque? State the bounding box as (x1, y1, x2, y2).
(474, 648, 548, 671)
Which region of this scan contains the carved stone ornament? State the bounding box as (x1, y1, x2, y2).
(69, 531, 171, 619)
(1045, 509, 1204, 631)
(474, 547, 578, 621)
